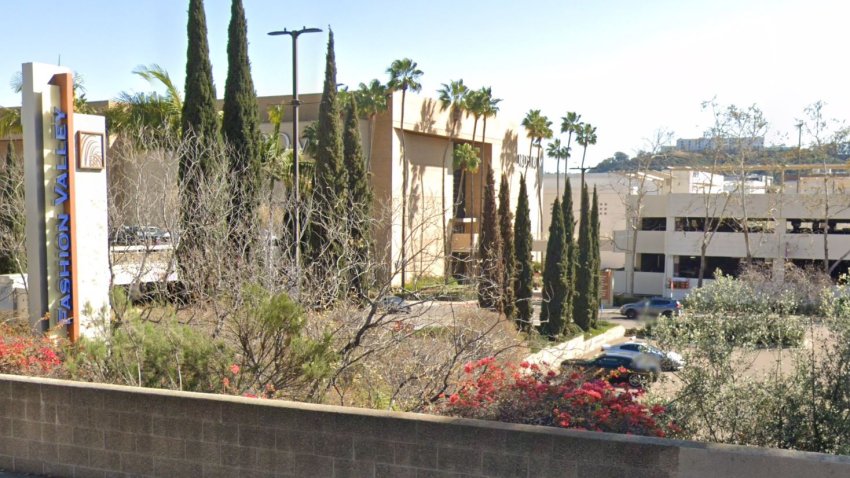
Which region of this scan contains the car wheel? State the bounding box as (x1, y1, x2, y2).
(627, 374, 644, 387)
(625, 309, 637, 320)
(661, 310, 673, 318)
(661, 358, 673, 371)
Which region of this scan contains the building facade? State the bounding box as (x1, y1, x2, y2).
(613, 167, 850, 298)
(93, 91, 543, 287)
(541, 172, 631, 271)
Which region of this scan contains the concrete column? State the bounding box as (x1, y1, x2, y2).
(663, 216, 677, 296)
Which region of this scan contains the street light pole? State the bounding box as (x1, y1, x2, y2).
(269, 26, 322, 300)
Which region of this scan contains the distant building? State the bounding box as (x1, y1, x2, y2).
(613, 166, 850, 298)
(676, 136, 764, 153)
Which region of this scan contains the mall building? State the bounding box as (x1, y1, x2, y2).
(4, 90, 543, 291)
(253, 91, 541, 283)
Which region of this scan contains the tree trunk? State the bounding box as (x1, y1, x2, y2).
(470, 118, 479, 272)
(441, 124, 454, 284)
(400, 89, 408, 289)
(629, 219, 639, 295)
(555, 154, 560, 198)
(368, 114, 375, 171)
(698, 235, 708, 288)
(565, 130, 574, 188)
(824, 174, 830, 275)
(537, 145, 544, 239)
(481, 118, 488, 228)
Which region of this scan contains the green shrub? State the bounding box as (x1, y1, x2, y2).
(227, 285, 336, 398)
(65, 315, 234, 393)
(686, 267, 833, 317)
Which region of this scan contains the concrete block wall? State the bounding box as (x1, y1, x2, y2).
(1, 374, 850, 477)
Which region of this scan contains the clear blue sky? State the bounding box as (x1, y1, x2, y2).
(4, 0, 850, 168)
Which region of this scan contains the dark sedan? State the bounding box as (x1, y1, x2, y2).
(562, 354, 661, 387)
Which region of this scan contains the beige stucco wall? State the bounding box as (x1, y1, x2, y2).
(383, 91, 540, 284)
(542, 173, 627, 270)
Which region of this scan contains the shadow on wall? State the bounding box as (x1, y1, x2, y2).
(501, 128, 517, 184)
(415, 99, 437, 134)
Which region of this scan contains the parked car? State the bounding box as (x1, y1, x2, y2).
(619, 297, 682, 319)
(110, 225, 172, 246)
(562, 354, 660, 388)
(601, 341, 684, 371)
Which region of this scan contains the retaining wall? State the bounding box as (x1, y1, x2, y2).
(526, 325, 626, 367)
(1, 374, 850, 477)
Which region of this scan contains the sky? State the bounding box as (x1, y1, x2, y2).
(3, 0, 850, 170)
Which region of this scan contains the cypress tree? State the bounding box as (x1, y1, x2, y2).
(498, 173, 515, 319)
(181, 0, 219, 155)
(309, 30, 347, 260)
(178, 0, 219, 291)
(514, 175, 534, 331)
(222, 0, 261, 254)
(477, 167, 502, 309)
(538, 198, 568, 338)
(573, 182, 593, 331)
(561, 176, 575, 327)
(590, 186, 601, 328)
(343, 97, 372, 296)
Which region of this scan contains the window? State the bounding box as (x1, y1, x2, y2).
(674, 256, 743, 279)
(596, 357, 627, 367)
(638, 253, 665, 273)
(640, 217, 666, 231)
(676, 217, 706, 232)
(787, 219, 850, 234)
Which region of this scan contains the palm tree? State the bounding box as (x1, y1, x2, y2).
(437, 79, 469, 280)
(107, 65, 183, 138)
(476, 87, 502, 274)
(576, 122, 598, 185)
(0, 107, 21, 140)
(521, 109, 543, 173)
(535, 116, 553, 238)
(547, 138, 569, 197)
(2, 71, 94, 139)
(134, 64, 183, 113)
(478, 87, 501, 210)
(560, 111, 582, 187)
(387, 58, 423, 289)
(462, 89, 487, 266)
(355, 79, 389, 170)
(453, 142, 480, 279)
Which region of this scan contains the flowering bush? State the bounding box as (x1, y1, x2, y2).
(435, 358, 678, 438)
(0, 323, 65, 377)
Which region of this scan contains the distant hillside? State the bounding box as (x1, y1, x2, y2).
(591, 148, 847, 173)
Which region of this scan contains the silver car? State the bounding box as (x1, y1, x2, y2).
(601, 341, 685, 371)
(619, 297, 682, 319)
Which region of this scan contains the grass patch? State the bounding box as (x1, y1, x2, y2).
(524, 330, 551, 354)
(583, 320, 617, 340)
